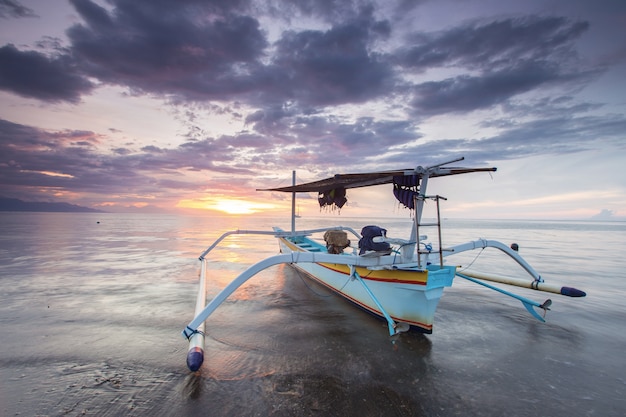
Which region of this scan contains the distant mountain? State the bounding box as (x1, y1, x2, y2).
(0, 197, 104, 213)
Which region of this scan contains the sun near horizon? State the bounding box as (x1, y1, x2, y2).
(176, 197, 279, 215)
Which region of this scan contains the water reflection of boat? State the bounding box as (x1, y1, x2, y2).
(182, 157, 586, 372)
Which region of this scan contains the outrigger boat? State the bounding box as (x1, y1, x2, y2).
(182, 157, 586, 372)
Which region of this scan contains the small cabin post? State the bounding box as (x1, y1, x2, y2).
(291, 170, 296, 233)
(414, 174, 429, 267)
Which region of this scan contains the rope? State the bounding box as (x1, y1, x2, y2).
(184, 326, 205, 340)
(457, 247, 485, 272)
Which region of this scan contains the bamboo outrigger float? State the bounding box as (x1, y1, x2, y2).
(182, 157, 586, 372)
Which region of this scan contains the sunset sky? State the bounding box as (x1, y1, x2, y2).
(0, 0, 624, 219)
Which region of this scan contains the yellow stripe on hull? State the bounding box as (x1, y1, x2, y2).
(317, 263, 428, 284)
(280, 237, 428, 284)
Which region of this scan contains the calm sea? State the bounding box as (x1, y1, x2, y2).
(0, 212, 624, 416)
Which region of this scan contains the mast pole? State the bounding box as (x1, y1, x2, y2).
(291, 170, 296, 233)
(416, 174, 429, 224)
(414, 172, 429, 267)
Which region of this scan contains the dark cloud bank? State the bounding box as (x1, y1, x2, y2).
(0, 0, 624, 208)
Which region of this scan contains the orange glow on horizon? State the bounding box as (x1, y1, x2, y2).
(176, 197, 278, 215)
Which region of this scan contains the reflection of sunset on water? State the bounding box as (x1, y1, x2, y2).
(205, 266, 287, 302)
(202, 229, 289, 302)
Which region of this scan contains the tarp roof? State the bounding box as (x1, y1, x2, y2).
(258, 166, 497, 193)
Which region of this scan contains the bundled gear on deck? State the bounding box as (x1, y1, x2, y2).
(323, 230, 351, 254)
(358, 225, 391, 255)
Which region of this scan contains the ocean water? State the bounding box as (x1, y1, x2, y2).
(0, 212, 624, 416)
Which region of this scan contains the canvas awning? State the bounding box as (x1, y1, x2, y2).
(258, 166, 497, 193)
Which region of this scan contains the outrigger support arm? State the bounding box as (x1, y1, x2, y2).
(445, 239, 542, 281)
(198, 227, 362, 260)
(182, 251, 405, 341)
(455, 272, 552, 322)
(447, 238, 586, 299)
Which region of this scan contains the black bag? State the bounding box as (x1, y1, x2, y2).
(358, 225, 390, 255)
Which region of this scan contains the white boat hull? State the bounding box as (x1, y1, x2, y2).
(277, 235, 456, 333)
